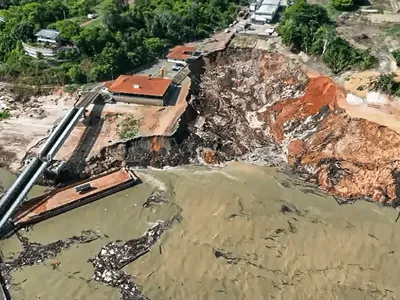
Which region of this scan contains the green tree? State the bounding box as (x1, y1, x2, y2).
(79, 58, 94, 83)
(370, 73, 400, 96)
(67, 0, 97, 16)
(145, 37, 165, 59)
(68, 64, 84, 83)
(392, 50, 400, 67)
(278, 1, 376, 73)
(56, 20, 81, 43)
(332, 0, 354, 10)
(74, 27, 116, 56)
(10, 20, 35, 41)
(278, 0, 332, 51)
(0, 0, 243, 84)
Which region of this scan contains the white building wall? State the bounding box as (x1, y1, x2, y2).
(22, 42, 57, 58)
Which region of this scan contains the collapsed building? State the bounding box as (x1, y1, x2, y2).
(166, 46, 202, 65)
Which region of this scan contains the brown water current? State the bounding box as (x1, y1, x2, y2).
(1, 163, 400, 300)
(0, 168, 46, 198)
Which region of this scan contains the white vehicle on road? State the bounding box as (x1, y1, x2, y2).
(172, 65, 182, 72)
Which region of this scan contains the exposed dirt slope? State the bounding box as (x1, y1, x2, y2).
(192, 48, 400, 205)
(84, 48, 400, 205)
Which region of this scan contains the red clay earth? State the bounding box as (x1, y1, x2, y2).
(260, 76, 400, 204)
(261, 77, 342, 142)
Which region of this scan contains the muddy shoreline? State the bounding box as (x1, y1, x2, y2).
(4, 47, 399, 207)
(62, 47, 400, 207)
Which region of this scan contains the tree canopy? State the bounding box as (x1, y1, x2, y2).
(331, 0, 354, 11)
(278, 0, 377, 73)
(0, 0, 241, 85)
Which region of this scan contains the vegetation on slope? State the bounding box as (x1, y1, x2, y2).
(117, 116, 139, 140)
(0, 0, 242, 85)
(331, 0, 353, 10)
(0, 110, 10, 120)
(278, 0, 377, 73)
(392, 50, 400, 67)
(370, 73, 400, 97)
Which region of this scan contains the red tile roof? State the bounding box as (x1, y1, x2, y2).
(103, 80, 115, 88)
(167, 46, 197, 60)
(108, 75, 172, 97)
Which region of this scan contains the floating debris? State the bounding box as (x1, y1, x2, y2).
(142, 191, 168, 208)
(89, 221, 164, 300)
(0, 230, 101, 288)
(280, 203, 300, 215)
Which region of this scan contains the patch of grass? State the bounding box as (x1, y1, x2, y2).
(0, 110, 11, 120)
(7, 85, 42, 103)
(117, 116, 139, 140)
(64, 84, 79, 93)
(82, 17, 103, 28)
(370, 73, 400, 96)
(392, 50, 400, 67)
(326, 3, 342, 20)
(81, 82, 98, 91)
(386, 25, 400, 37)
(103, 113, 121, 120)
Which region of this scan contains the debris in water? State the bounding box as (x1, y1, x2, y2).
(89, 221, 164, 300)
(280, 203, 300, 215)
(0, 230, 101, 288)
(142, 191, 168, 208)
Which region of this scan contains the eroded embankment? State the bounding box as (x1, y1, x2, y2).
(84, 47, 400, 205)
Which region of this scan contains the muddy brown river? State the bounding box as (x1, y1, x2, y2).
(1, 163, 400, 300)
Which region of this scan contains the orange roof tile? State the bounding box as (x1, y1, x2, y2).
(103, 80, 115, 88)
(108, 75, 172, 97)
(167, 46, 197, 60)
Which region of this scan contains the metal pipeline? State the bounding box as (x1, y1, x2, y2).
(37, 108, 77, 158)
(45, 107, 85, 161)
(0, 157, 40, 216)
(0, 161, 49, 232)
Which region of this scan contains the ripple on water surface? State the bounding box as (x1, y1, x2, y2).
(1, 163, 400, 300)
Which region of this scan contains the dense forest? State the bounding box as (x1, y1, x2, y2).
(0, 0, 242, 85)
(278, 0, 377, 73)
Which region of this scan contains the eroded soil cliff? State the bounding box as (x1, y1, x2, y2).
(86, 47, 400, 205)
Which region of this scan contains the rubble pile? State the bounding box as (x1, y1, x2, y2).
(89, 221, 164, 300)
(0, 85, 67, 119)
(188, 49, 307, 162)
(191, 48, 400, 205)
(0, 230, 101, 286)
(84, 47, 400, 205)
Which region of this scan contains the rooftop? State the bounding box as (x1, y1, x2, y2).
(256, 4, 278, 15)
(167, 46, 197, 60)
(35, 29, 60, 40)
(103, 80, 115, 89)
(252, 14, 274, 21)
(108, 75, 172, 97)
(262, 0, 280, 5)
